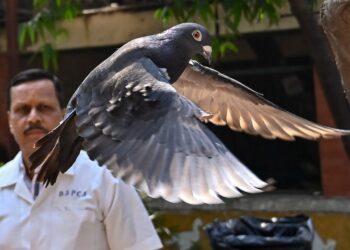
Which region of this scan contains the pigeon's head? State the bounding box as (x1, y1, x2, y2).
(152, 23, 212, 82)
(164, 23, 212, 63)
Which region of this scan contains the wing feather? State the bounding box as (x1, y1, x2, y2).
(74, 57, 267, 204)
(174, 60, 350, 139)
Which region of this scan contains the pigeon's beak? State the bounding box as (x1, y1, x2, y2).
(202, 45, 212, 65)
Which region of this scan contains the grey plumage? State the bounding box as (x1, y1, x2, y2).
(31, 23, 350, 204)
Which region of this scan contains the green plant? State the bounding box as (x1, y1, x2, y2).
(19, 0, 81, 70)
(154, 0, 287, 59)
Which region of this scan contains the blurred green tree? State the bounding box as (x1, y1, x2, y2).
(19, 0, 293, 69)
(19, 0, 81, 70)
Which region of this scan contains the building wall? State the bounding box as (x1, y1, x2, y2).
(147, 195, 350, 249)
(314, 70, 350, 196)
(156, 210, 349, 250)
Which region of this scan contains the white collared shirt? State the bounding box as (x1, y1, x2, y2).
(0, 151, 162, 250)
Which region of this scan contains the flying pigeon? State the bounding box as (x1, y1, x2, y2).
(30, 23, 350, 204)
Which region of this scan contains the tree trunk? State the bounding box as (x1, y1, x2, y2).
(321, 0, 350, 103)
(288, 0, 350, 156)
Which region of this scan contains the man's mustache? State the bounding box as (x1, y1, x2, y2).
(24, 124, 49, 135)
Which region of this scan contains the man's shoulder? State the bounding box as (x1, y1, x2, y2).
(59, 151, 119, 190)
(0, 155, 20, 187)
(71, 151, 111, 178)
(0, 161, 15, 177)
(0, 154, 19, 175)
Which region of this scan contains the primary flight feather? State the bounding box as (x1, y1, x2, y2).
(30, 23, 350, 204)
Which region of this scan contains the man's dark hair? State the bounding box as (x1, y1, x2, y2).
(7, 68, 65, 110)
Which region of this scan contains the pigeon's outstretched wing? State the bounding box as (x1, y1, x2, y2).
(74, 57, 267, 204)
(174, 60, 350, 140)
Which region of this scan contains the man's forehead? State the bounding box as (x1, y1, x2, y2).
(11, 79, 55, 91)
(10, 79, 59, 104)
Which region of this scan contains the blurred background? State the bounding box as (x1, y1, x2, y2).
(1, 0, 350, 249)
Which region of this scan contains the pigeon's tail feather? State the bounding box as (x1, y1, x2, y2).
(30, 110, 83, 186)
(29, 124, 65, 168)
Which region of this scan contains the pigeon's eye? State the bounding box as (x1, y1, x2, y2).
(192, 30, 202, 41)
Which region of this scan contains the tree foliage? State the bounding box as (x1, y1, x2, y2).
(19, 0, 81, 70)
(155, 0, 287, 59)
(19, 0, 317, 69)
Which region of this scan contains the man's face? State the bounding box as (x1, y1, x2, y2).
(8, 79, 64, 163)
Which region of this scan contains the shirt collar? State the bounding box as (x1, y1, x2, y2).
(0, 151, 76, 188)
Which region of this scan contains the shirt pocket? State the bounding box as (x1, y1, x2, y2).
(55, 201, 96, 220)
(52, 195, 102, 226)
(46, 198, 107, 250)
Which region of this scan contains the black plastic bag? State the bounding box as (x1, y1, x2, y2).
(205, 214, 313, 250)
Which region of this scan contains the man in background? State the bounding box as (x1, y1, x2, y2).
(0, 68, 162, 250)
